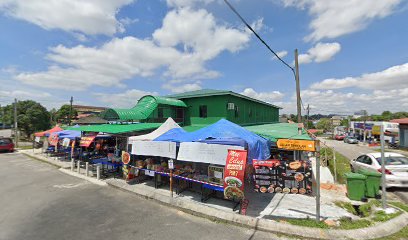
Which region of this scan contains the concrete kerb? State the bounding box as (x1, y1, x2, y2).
(59, 168, 107, 187)
(20, 151, 408, 239)
(21, 151, 62, 169)
(105, 180, 408, 240)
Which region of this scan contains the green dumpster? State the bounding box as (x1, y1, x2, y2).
(357, 169, 382, 198)
(345, 172, 367, 201)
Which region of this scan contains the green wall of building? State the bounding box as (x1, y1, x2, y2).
(181, 95, 279, 126)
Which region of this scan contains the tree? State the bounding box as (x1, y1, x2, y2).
(381, 111, 392, 121)
(1, 100, 51, 137)
(340, 118, 350, 128)
(55, 104, 78, 124)
(316, 118, 332, 132)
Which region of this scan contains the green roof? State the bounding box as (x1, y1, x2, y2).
(66, 123, 161, 134)
(100, 95, 186, 121)
(167, 89, 281, 109)
(182, 124, 209, 132)
(244, 123, 312, 142)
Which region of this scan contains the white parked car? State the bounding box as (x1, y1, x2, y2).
(350, 152, 408, 188)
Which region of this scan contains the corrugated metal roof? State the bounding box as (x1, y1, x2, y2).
(99, 95, 186, 121)
(244, 123, 312, 142)
(66, 123, 161, 134)
(391, 118, 408, 124)
(167, 89, 281, 109)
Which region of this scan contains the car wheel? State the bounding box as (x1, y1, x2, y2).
(350, 165, 355, 172)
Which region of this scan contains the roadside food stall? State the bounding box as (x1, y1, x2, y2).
(66, 123, 162, 178)
(245, 123, 315, 195)
(128, 119, 271, 209)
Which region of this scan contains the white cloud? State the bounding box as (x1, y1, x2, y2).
(311, 62, 408, 90)
(298, 42, 341, 64)
(162, 82, 202, 93)
(281, 0, 402, 42)
(298, 88, 408, 114)
(166, 0, 214, 8)
(272, 50, 288, 60)
(15, 8, 252, 91)
(93, 89, 158, 108)
(241, 88, 284, 103)
(0, 0, 134, 35)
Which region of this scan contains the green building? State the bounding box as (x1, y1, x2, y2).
(100, 89, 281, 126)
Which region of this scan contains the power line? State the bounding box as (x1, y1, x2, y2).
(223, 0, 296, 77)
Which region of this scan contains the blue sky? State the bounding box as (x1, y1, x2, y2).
(0, 0, 407, 115)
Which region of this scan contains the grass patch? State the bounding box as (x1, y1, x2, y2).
(374, 226, 408, 240)
(389, 201, 408, 212)
(335, 201, 357, 215)
(18, 145, 34, 150)
(359, 200, 381, 217)
(372, 210, 402, 222)
(320, 147, 350, 184)
(283, 219, 329, 229)
(337, 217, 372, 229)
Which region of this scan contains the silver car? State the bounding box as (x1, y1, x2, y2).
(350, 152, 408, 188)
(344, 136, 358, 144)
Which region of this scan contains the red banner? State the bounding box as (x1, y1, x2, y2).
(223, 149, 247, 200)
(79, 136, 96, 147)
(48, 133, 59, 146)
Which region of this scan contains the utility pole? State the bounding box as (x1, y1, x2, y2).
(306, 104, 310, 129)
(68, 96, 73, 126)
(294, 49, 302, 135)
(14, 98, 18, 147)
(380, 125, 387, 209)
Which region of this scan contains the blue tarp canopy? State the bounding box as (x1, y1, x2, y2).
(154, 119, 271, 162)
(47, 130, 81, 139)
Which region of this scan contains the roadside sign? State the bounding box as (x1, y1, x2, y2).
(168, 159, 174, 170)
(122, 151, 130, 164)
(277, 139, 316, 152)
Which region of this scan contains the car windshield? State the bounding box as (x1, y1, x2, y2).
(376, 156, 408, 166)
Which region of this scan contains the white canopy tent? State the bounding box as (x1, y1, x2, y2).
(128, 117, 181, 144)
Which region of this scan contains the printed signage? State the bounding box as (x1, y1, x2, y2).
(223, 149, 247, 200)
(35, 137, 40, 143)
(122, 151, 130, 164)
(354, 123, 374, 130)
(168, 159, 174, 170)
(276, 139, 316, 152)
(48, 133, 59, 146)
(62, 138, 70, 147)
(80, 135, 96, 147)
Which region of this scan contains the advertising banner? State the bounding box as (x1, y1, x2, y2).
(177, 142, 244, 165)
(277, 139, 316, 152)
(79, 136, 96, 147)
(48, 133, 59, 146)
(62, 138, 71, 147)
(223, 149, 247, 200)
(131, 141, 177, 159)
(354, 123, 374, 130)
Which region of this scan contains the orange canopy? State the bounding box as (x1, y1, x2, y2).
(34, 126, 63, 137)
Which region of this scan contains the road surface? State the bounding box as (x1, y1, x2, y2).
(0, 153, 294, 240)
(319, 137, 408, 203)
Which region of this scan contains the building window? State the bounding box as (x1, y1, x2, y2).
(227, 103, 235, 110)
(199, 105, 207, 118)
(234, 106, 239, 118)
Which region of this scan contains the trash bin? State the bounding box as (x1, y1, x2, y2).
(357, 169, 382, 198)
(344, 172, 367, 201)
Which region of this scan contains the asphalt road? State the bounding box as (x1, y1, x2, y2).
(318, 137, 408, 203)
(0, 153, 294, 240)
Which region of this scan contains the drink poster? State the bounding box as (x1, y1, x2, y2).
(223, 149, 247, 200)
(80, 135, 96, 147)
(48, 133, 59, 146)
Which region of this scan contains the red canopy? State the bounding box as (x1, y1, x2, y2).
(34, 126, 63, 137)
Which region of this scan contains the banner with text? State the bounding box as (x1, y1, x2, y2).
(131, 141, 177, 159)
(80, 136, 96, 147)
(277, 139, 316, 152)
(177, 142, 244, 165)
(223, 149, 247, 200)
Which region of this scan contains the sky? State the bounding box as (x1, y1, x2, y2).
(0, 0, 407, 115)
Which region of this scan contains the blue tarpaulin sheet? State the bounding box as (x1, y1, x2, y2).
(154, 119, 271, 162)
(46, 130, 81, 139)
